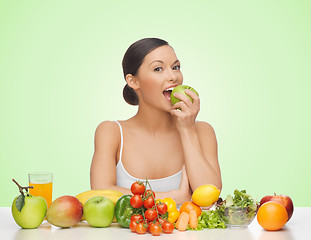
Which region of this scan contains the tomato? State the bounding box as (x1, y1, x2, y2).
(157, 217, 165, 224)
(149, 223, 162, 236)
(147, 222, 154, 232)
(136, 222, 147, 234)
(130, 194, 143, 208)
(162, 221, 174, 233)
(143, 189, 155, 198)
(130, 214, 143, 223)
(129, 221, 138, 232)
(157, 203, 167, 215)
(130, 181, 145, 195)
(145, 209, 157, 222)
(143, 196, 155, 209)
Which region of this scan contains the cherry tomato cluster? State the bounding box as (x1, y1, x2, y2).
(129, 180, 174, 236)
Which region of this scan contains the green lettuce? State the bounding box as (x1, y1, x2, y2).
(217, 189, 259, 225)
(188, 209, 227, 230)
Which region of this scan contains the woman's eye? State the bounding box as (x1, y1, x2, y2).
(154, 67, 163, 72)
(173, 65, 181, 70)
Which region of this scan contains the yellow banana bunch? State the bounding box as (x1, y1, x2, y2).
(75, 189, 124, 221)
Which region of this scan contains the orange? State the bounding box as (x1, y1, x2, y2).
(180, 201, 202, 217)
(257, 201, 288, 231)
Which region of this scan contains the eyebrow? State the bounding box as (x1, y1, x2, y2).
(149, 59, 180, 66)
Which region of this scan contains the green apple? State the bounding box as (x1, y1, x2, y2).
(170, 85, 199, 106)
(11, 179, 47, 229)
(83, 196, 115, 228)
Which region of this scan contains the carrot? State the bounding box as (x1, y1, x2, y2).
(189, 210, 198, 229)
(176, 212, 190, 231)
(175, 213, 181, 229)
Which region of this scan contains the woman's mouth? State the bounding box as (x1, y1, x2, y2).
(163, 87, 174, 102)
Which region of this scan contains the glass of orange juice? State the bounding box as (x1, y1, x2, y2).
(28, 172, 53, 208)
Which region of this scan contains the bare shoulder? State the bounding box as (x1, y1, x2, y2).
(96, 120, 119, 133)
(195, 121, 216, 137)
(94, 120, 121, 147)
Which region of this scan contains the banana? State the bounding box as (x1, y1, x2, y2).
(75, 189, 124, 222)
(76, 189, 124, 205)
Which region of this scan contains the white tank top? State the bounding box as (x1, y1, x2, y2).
(115, 121, 182, 192)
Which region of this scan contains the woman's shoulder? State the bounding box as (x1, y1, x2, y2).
(96, 119, 135, 133)
(195, 121, 216, 137)
(93, 121, 122, 150)
(95, 121, 121, 139)
(96, 120, 119, 131)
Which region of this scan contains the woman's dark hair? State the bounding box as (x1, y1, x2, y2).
(122, 38, 169, 105)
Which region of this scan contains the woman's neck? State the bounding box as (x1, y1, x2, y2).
(132, 105, 176, 134)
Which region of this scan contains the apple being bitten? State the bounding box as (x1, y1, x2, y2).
(260, 194, 294, 221)
(170, 85, 199, 106)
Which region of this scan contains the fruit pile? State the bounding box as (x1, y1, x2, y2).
(257, 194, 294, 231)
(11, 178, 294, 233)
(11, 179, 123, 229)
(126, 180, 175, 235)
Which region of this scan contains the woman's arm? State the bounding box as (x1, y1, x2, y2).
(171, 89, 222, 192)
(90, 121, 120, 189)
(178, 121, 222, 191)
(90, 121, 191, 204)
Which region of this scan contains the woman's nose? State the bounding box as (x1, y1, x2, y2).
(167, 69, 178, 82)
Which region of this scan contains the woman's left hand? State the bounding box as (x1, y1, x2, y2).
(170, 89, 200, 131)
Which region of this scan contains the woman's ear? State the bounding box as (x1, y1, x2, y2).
(125, 74, 140, 90)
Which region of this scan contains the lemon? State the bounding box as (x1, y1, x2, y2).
(191, 184, 221, 207)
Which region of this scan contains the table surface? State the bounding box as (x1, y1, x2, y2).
(0, 207, 309, 240)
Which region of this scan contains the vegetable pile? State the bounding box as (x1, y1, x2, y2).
(115, 180, 261, 234)
(116, 179, 174, 236)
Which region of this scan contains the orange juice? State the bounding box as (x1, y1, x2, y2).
(29, 182, 53, 207)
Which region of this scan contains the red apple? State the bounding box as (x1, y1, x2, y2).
(46, 195, 83, 227)
(260, 194, 294, 221)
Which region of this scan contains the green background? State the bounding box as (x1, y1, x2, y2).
(1, 0, 310, 207)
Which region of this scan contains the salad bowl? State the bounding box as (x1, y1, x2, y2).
(216, 189, 259, 227)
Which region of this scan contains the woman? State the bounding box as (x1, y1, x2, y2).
(90, 38, 222, 204)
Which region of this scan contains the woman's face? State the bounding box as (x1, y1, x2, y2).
(134, 45, 183, 111)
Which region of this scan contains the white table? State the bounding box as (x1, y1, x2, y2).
(0, 207, 309, 240)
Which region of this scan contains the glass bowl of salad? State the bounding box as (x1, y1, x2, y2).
(216, 189, 259, 227)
